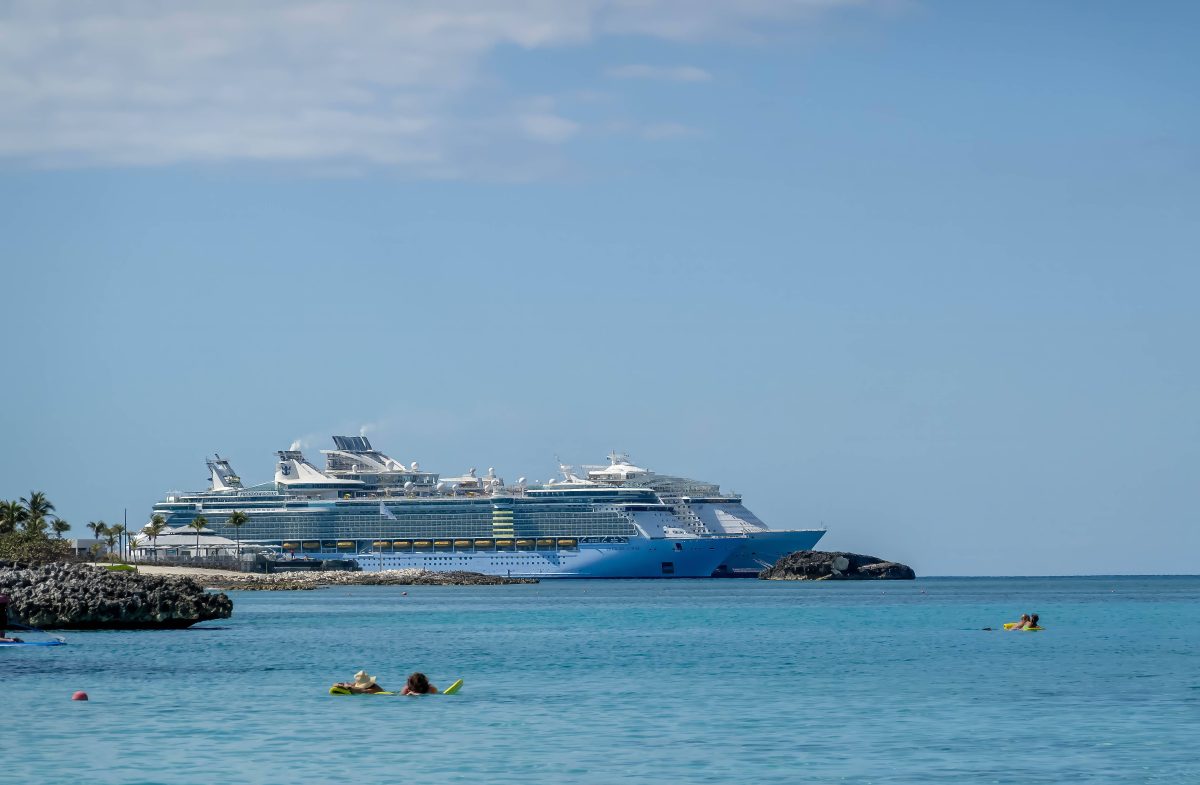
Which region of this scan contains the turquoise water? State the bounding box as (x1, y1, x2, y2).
(3, 577, 1199, 784)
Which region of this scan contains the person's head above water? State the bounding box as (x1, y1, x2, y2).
(1020, 614, 1030, 622)
(1030, 614, 1039, 626)
(406, 672, 433, 694)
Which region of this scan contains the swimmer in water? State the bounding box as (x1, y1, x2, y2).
(334, 670, 387, 694)
(401, 672, 438, 695)
(1008, 613, 1031, 630)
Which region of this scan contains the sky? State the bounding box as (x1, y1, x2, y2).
(1, 0, 1197, 576)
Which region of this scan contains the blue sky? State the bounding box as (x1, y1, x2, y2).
(1, 1, 1197, 575)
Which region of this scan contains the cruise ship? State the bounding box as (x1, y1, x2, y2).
(150, 437, 822, 578)
(556, 454, 825, 576)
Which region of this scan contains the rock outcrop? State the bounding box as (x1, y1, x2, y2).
(203, 569, 538, 591)
(0, 562, 233, 629)
(759, 550, 916, 581)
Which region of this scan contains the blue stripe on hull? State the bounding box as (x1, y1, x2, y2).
(302, 539, 736, 578)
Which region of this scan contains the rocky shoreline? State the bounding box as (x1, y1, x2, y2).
(201, 569, 538, 591)
(759, 551, 916, 581)
(0, 562, 233, 629)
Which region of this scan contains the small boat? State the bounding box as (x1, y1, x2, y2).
(495, 539, 513, 546)
(557, 539, 578, 548)
(302, 541, 320, 550)
(474, 539, 494, 548)
(412, 540, 431, 549)
(515, 539, 534, 549)
(372, 541, 391, 548)
(337, 541, 354, 548)
(392, 540, 412, 548)
(282, 542, 299, 550)
(536, 538, 555, 548)
(433, 540, 452, 548)
(453, 539, 472, 548)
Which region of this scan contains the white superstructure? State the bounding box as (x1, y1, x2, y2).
(558, 452, 826, 574)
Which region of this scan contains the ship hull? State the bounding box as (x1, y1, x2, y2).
(283, 538, 737, 578)
(711, 529, 827, 577)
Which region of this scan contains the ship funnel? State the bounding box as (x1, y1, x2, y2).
(275, 450, 307, 485)
(207, 454, 243, 492)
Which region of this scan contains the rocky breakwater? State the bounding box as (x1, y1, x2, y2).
(759, 551, 916, 581)
(205, 569, 539, 591)
(0, 562, 233, 629)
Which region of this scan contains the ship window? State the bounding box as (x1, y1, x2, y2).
(660, 562, 675, 575)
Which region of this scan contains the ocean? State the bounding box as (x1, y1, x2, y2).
(2, 576, 1198, 784)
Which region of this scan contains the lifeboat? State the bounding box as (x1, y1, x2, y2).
(557, 539, 578, 548)
(515, 539, 534, 549)
(321, 541, 337, 549)
(453, 539, 472, 548)
(433, 540, 452, 548)
(536, 538, 555, 548)
(282, 542, 299, 550)
(302, 541, 320, 550)
(393, 540, 412, 549)
(474, 539, 494, 549)
(495, 539, 514, 547)
(372, 541, 390, 548)
(412, 540, 432, 549)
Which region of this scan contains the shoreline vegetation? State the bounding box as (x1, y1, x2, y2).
(0, 490, 76, 564)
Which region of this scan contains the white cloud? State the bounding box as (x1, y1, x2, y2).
(0, 0, 882, 176)
(606, 64, 712, 82)
(512, 97, 581, 143)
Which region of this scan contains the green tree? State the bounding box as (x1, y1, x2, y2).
(109, 524, 127, 561)
(187, 515, 208, 558)
(87, 521, 108, 555)
(144, 514, 168, 561)
(0, 530, 72, 563)
(20, 491, 55, 535)
(51, 518, 71, 539)
(0, 500, 26, 535)
(226, 510, 249, 561)
(103, 526, 120, 562)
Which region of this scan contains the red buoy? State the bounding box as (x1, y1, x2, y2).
(72, 691, 89, 701)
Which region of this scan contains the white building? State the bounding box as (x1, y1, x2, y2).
(131, 525, 240, 559)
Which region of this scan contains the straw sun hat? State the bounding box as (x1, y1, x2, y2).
(353, 670, 377, 689)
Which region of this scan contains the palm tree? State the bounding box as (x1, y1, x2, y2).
(51, 518, 71, 539)
(103, 528, 119, 559)
(144, 514, 167, 561)
(87, 520, 108, 546)
(187, 515, 208, 559)
(226, 510, 249, 561)
(20, 491, 55, 534)
(0, 500, 26, 535)
(103, 527, 120, 562)
(109, 524, 127, 561)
